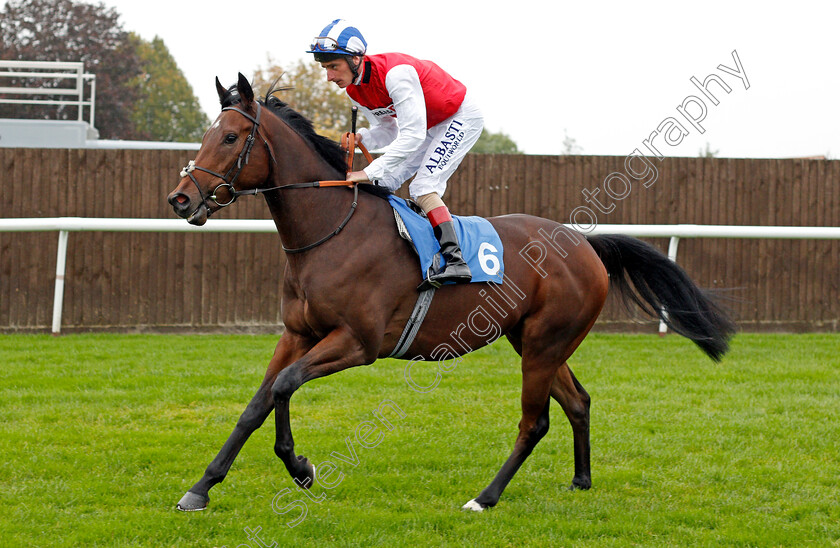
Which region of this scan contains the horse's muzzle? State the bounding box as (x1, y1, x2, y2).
(168, 191, 209, 226)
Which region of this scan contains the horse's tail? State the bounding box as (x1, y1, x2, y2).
(585, 234, 736, 361)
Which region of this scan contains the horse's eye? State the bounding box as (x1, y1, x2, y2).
(224, 133, 237, 144)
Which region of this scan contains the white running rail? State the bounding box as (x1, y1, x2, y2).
(1, 217, 838, 334)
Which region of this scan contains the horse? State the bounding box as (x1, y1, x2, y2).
(166, 73, 735, 513)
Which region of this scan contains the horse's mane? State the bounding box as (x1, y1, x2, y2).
(220, 82, 392, 200)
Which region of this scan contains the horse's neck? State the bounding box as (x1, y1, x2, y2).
(264, 185, 355, 250)
(261, 121, 358, 256)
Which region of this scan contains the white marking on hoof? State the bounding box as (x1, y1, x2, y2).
(462, 499, 485, 512)
(176, 503, 206, 512)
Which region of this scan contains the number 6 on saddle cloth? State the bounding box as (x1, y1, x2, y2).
(387, 195, 505, 286)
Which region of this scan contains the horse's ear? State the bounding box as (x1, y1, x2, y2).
(215, 77, 227, 104)
(237, 72, 254, 105)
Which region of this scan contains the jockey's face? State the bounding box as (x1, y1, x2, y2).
(320, 56, 359, 89)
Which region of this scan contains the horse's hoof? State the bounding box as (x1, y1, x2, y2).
(462, 499, 486, 512)
(569, 476, 592, 491)
(176, 491, 209, 511)
(293, 456, 315, 487)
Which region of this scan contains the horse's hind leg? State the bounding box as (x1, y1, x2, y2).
(463, 358, 556, 512)
(551, 362, 591, 490)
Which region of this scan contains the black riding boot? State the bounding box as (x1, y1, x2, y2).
(421, 220, 472, 289)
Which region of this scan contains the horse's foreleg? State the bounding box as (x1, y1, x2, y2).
(550, 362, 591, 490)
(271, 327, 371, 485)
(176, 334, 309, 511)
(464, 365, 555, 512)
(176, 381, 274, 511)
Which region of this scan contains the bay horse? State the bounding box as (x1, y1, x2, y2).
(167, 73, 735, 512)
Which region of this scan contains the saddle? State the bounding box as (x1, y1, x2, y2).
(387, 195, 505, 286)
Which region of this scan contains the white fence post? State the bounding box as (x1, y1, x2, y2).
(52, 230, 69, 335)
(658, 236, 681, 335)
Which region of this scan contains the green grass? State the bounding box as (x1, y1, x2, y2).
(1, 333, 838, 547)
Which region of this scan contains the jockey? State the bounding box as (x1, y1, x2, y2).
(308, 19, 484, 289)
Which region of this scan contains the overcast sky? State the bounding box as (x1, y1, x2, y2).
(98, 0, 839, 159)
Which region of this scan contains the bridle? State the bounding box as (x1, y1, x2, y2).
(180, 101, 277, 211)
(178, 101, 371, 255)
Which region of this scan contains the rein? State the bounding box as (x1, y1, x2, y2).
(179, 102, 375, 254)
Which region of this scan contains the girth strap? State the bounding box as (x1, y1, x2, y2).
(389, 287, 436, 358)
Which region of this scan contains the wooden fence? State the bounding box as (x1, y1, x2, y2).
(1, 148, 838, 333)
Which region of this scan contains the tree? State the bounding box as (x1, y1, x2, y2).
(561, 129, 583, 155)
(471, 129, 521, 154)
(0, 0, 142, 139)
(252, 57, 364, 142)
(698, 142, 719, 158)
(128, 34, 209, 142)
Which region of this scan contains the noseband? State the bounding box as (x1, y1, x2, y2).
(179, 102, 277, 214)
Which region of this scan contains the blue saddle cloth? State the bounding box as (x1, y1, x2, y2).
(387, 195, 504, 285)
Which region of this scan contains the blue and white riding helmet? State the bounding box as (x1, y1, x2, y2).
(308, 19, 367, 56)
